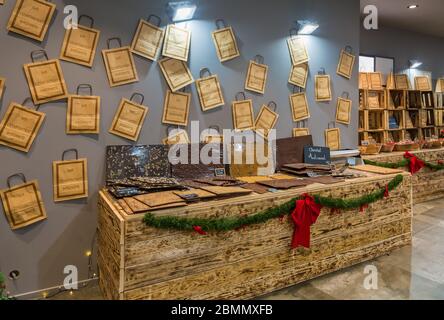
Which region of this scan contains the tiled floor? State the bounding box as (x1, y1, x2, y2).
(49, 198, 444, 300)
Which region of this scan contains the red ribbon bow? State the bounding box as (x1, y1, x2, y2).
(404, 152, 425, 174)
(193, 226, 207, 235)
(291, 194, 323, 249)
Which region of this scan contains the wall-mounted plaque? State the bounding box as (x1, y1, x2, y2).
(336, 46, 355, 79)
(232, 93, 254, 131)
(211, 19, 240, 62)
(255, 102, 279, 139)
(52, 149, 88, 202)
(315, 74, 332, 102)
(102, 38, 139, 87)
(368, 72, 382, 89)
(245, 56, 268, 94)
(0, 77, 5, 99)
(162, 24, 191, 62)
(415, 76, 431, 91)
(0, 100, 45, 153)
(1, 174, 47, 230)
(394, 74, 409, 90)
(162, 90, 190, 126)
(159, 58, 194, 92)
(288, 63, 308, 88)
(195, 68, 224, 111)
(7, 0, 56, 42)
(293, 128, 310, 137)
(436, 79, 444, 93)
(290, 91, 310, 122)
(287, 31, 309, 66)
(131, 15, 164, 61)
(325, 124, 341, 151)
(66, 85, 100, 134)
(60, 15, 100, 67)
(109, 94, 148, 141)
(335, 95, 352, 125)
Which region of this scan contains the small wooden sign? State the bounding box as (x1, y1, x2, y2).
(162, 129, 190, 145)
(0, 178, 47, 230)
(162, 90, 191, 126)
(245, 60, 268, 94)
(335, 97, 352, 125)
(415, 76, 431, 91)
(195, 72, 224, 111)
(287, 35, 309, 66)
(159, 58, 194, 92)
(52, 152, 88, 202)
(325, 127, 341, 151)
(336, 48, 355, 79)
(436, 78, 444, 93)
(293, 128, 310, 137)
(290, 92, 310, 122)
(109, 97, 149, 141)
(232, 99, 254, 131)
(395, 74, 410, 90)
(66, 95, 100, 134)
(359, 72, 369, 89)
(304, 146, 331, 165)
(288, 63, 308, 88)
(162, 24, 191, 62)
(211, 25, 240, 62)
(0, 101, 45, 153)
(0, 77, 5, 99)
(255, 103, 279, 139)
(60, 19, 100, 67)
(102, 43, 139, 87)
(23, 59, 68, 105)
(368, 72, 382, 89)
(131, 17, 164, 61)
(315, 74, 332, 102)
(7, 0, 56, 42)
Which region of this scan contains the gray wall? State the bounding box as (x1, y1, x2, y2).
(361, 25, 444, 79)
(0, 0, 359, 295)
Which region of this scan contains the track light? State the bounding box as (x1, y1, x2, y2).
(297, 20, 319, 35)
(168, 1, 197, 22)
(409, 60, 423, 69)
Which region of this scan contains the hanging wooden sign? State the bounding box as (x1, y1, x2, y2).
(232, 92, 254, 131)
(0, 173, 47, 230)
(109, 93, 148, 141)
(162, 24, 191, 62)
(162, 90, 191, 126)
(287, 29, 309, 66)
(195, 68, 224, 111)
(131, 15, 164, 61)
(102, 37, 139, 87)
(290, 90, 310, 122)
(335, 93, 352, 125)
(368, 72, 382, 89)
(436, 79, 444, 93)
(203, 125, 223, 144)
(415, 76, 431, 91)
(0, 98, 45, 153)
(359, 72, 369, 89)
(325, 122, 341, 150)
(336, 46, 355, 79)
(159, 58, 194, 92)
(7, 0, 56, 42)
(293, 127, 310, 137)
(66, 84, 100, 134)
(395, 74, 410, 90)
(315, 70, 332, 102)
(60, 15, 100, 67)
(288, 63, 308, 88)
(211, 19, 240, 62)
(245, 55, 268, 94)
(52, 149, 88, 202)
(23, 50, 68, 105)
(0, 77, 5, 99)
(255, 102, 279, 139)
(162, 126, 190, 145)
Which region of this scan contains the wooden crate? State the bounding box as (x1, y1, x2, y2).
(366, 90, 386, 110)
(387, 89, 407, 110)
(98, 174, 412, 300)
(367, 110, 385, 130)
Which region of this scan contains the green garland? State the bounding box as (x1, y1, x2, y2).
(0, 272, 11, 301)
(364, 157, 444, 171)
(143, 174, 404, 232)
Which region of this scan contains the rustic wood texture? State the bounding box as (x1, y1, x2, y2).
(364, 148, 444, 203)
(98, 173, 412, 300)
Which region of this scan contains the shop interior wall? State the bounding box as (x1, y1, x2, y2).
(0, 0, 359, 295)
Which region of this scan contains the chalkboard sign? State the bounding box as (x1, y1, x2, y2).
(304, 146, 331, 165)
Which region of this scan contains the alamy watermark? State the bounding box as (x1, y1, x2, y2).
(363, 5, 378, 30)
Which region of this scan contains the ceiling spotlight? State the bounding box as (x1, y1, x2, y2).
(407, 4, 419, 9)
(409, 59, 423, 69)
(297, 20, 319, 35)
(168, 1, 197, 22)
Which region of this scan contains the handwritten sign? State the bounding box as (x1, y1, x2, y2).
(304, 146, 331, 165)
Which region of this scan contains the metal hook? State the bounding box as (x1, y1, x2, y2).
(7, 173, 27, 189)
(215, 19, 227, 29)
(147, 14, 161, 27)
(130, 93, 145, 105)
(235, 92, 246, 101)
(267, 101, 277, 112)
(199, 68, 211, 78)
(318, 68, 326, 75)
(344, 45, 353, 54)
(328, 121, 336, 129)
(289, 28, 298, 38)
(21, 98, 39, 111)
(254, 55, 264, 64)
(78, 15, 94, 28)
(166, 125, 181, 135)
(342, 91, 350, 99)
(209, 125, 221, 133)
(107, 37, 122, 49)
(296, 120, 308, 128)
(62, 149, 79, 161)
(76, 84, 93, 96)
(293, 85, 303, 94)
(30, 50, 49, 63)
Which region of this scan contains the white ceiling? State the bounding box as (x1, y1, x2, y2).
(360, 0, 444, 38)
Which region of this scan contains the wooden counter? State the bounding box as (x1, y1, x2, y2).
(98, 173, 412, 300)
(363, 148, 444, 204)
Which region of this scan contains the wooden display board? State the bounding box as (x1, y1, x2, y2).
(288, 63, 308, 88)
(195, 69, 224, 111)
(102, 38, 139, 87)
(287, 31, 309, 65)
(162, 90, 191, 126)
(131, 15, 164, 61)
(290, 91, 310, 122)
(336, 46, 355, 79)
(335, 94, 352, 125)
(315, 73, 332, 102)
(232, 93, 254, 131)
(245, 56, 268, 94)
(159, 58, 194, 92)
(395, 74, 410, 90)
(66, 85, 100, 134)
(211, 20, 240, 62)
(254, 102, 279, 139)
(162, 24, 191, 62)
(415, 76, 432, 91)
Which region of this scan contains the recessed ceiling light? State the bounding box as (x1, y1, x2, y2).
(407, 4, 419, 9)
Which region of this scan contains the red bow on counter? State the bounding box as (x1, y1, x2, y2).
(404, 152, 425, 174)
(291, 194, 323, 249)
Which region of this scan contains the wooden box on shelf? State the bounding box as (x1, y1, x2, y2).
(386, 89, 406, 110)
(366, 90, 386, 110)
